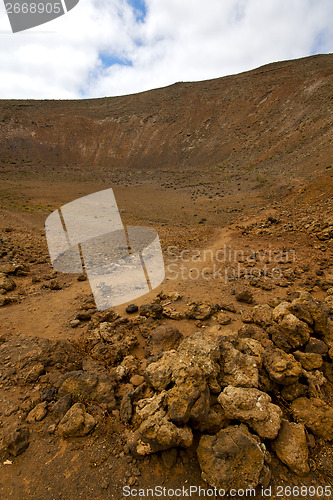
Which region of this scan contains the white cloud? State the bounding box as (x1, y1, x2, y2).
(0, 0, 332, 99)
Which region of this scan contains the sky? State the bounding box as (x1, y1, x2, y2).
(0, 0, 332, 99)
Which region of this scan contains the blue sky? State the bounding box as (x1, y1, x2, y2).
(127, 0, 147, 21)
(0, 0, 332, 99)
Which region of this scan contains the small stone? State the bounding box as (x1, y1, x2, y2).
(281, 383, 307, 402)
(77, 274, 87, 282)
(120, 393, 133, 423)
(167, 292, 182, 301)
(51, 395, 72, 420)
(25, 363, 45, 383)
(240, 310, 253, 323)
(3, 424, 29, 456)
(130, 375, 145, 386)
(185, 302, 213, 320)
(139, 303, 163, 319)
(217, 312, 232, 325)
(218, 386, 282, 439)
(219, 302, 236, 313)
(58, 403, 96, 437)
(252, 304, 273, 327)
(235, 289, 254, 304)
(307, 433, 316, 448)
(27, 402, 48, 423)
(48, 279, 62, 290)
(70, 320, 81, 328)
(126, 304, 139, 314)
(41, 386, 57, 402)
(0, 273, 16, 291)
(4, 405, 19, 417)
(146, 325, 183, 356)
(263, 346, 302, 386)
(325, 295, 333, 314)
(76, 311, 94, 321)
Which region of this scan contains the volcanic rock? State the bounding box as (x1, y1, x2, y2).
(218, 386, 282, 439)
(263, 346, 302, 385)
(185, 302, 213, 320)
(197, 424, 266, 490)
(272, 419, 309, 476)
(58, 403, 96, 438)
(291, 397, 333, 441)
(2, 424, 30, 456)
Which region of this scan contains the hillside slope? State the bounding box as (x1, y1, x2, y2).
(0, 54, 332, 181)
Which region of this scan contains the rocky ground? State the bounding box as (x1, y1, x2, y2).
(0, 54, 333, 499)
(1, 198, 333, 499)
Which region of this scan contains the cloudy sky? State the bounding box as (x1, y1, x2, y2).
(0, 0, 332, 99)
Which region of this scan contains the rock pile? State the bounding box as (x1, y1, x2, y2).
(123, 290, 333, 491)
(1, 289, 333, 494)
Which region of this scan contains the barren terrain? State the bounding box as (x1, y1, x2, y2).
(0, 54, 333, 499)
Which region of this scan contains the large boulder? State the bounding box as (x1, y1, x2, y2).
(263, 346, 302, 386)
(218, 386, 282, 439)
(272, 419, 309, 476)
(291, 397, 333, 441)
(58, 403, 96, 438)
(197, 424, 266, 490)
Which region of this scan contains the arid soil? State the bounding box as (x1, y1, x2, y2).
(0, 54, 333, 499)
